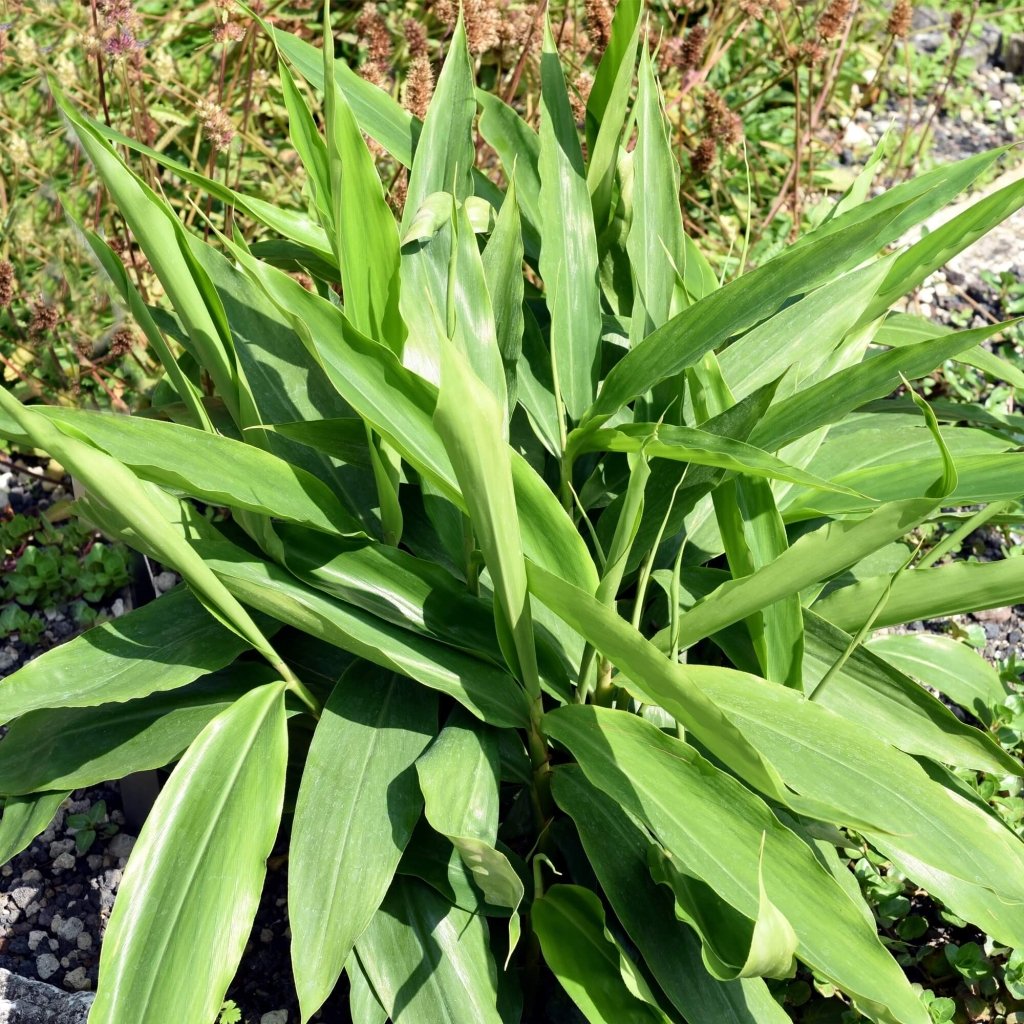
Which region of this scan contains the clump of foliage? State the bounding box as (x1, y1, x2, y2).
(0, 505, 132, 644)
(1, 4, 1024, 1024)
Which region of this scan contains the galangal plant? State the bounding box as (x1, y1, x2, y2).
(1, 3, 1024, 1022)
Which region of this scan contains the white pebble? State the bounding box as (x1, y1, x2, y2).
(36, 954, 59, 980)
(261, 1012, 289, 1024)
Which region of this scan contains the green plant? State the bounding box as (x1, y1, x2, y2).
(1, 5, 1024, 1023)
(0, 505, 132, 643)
(66, 798, 118, 855)
(216, 1000, 242, 1024)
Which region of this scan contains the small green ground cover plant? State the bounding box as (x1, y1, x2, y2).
(0, 499, 132, 644)
(2, 2, 1024, 1022)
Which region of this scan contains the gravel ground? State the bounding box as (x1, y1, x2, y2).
(1, 53, 1023, 1024)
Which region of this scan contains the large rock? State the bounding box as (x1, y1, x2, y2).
(0, 969, 94, 1023)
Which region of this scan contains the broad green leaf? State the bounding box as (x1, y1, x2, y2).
(475, 91, 542, 250)
(322, 37, 405, 351)
(750, 321, 1017, 452)
(683, 670, 1024, 910)
(582, 202, 915, 427)
(90, 682, 288, 1024)
(545, 706, 927, 1024)
(0, 792, 69, 866)
(0, 664, 280, 795)
(533, 884, 672, 1024)
(0, 393, 283, 673)
(649, 842, 798, 980)
(37, 408, 363, 537)
(255, 418, 372, 469)
(866, 632, 1009, 726)
(416, 711, 524, 957)
(274, 23, 418, 166)
(527, 563, 786, 800)
(554, 767, 788, 1024)
(196, 539, 530, 728)
(186, 239, 377, 524)
(813, 557, 1024, 632)
(586, 0, 642, 140)
(435, 342, 540, 695)
(803, 612, 1018, 775)
(538, 16, 603, 421)
(347, 953, 388, 1024)
(290, 665, 436, 1021)
(0, 587, 248, 723)
(355, 877, 503, 1024)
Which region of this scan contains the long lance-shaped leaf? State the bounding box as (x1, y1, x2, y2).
(649, 842, 798, 981)
(195, 539, 531, 728)
(0, 392, 284, 674)
(290, 666, 436, 1022)
(90, 682, 288, 1024)
(545, 706, 929, 1024)
(278, 57, 333, 237)
(785, 451, 1024, 518)
(73, 220, 212, 430)
(526, 562, 786, 801)
(355, 877, 504, 1024)
(683, 668, 1024, 899)
(0, 792, 69, 866)
(587, 6, 642, 235)
(481, 176, 525, 412)
(883, 312, 1024, 387)
(538, 15, 603, 421)
(586, 0, 641, 140)
(533, 884, 673, 1024)
(859, 172, 1024, 324)
(553, 767, 789, 1024)
(416, 711, 525, 960)
(717, 259, 892, 403)
(322, 14, 404, 351)
(53, 88, 241, 421)
(0, 587, 249, 723)
(813, 555, 1024, 632)
(399, 17, 477, 385)
(434, 343, 540, 696)
(272, 22, 510, 229)
(667, 494, 951, 656)
(67, 104, 335, 264)
(33, 407, 363, 537)
(865, 632, 1008, 726)
(476, 91, 542, 242)
(0, 665, 283, 796)
(571, 422, 866, 495)
(582, 149, 1007, 429)
(751, 320, 1018, 452)
(802, 612, 1019, 776)
(627, 43, 686, 340)
(670, 497, 923, 640)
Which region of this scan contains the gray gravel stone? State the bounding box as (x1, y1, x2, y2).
(33, 957, 57, 983)
(0, 968, 94, 1023)
(9, 890, 38, 912)
(105, 834, 135, 862)
(260, 1012, 289, 1024)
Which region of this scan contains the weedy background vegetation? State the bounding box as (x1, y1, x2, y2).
(1, 1, 1024, 1023)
